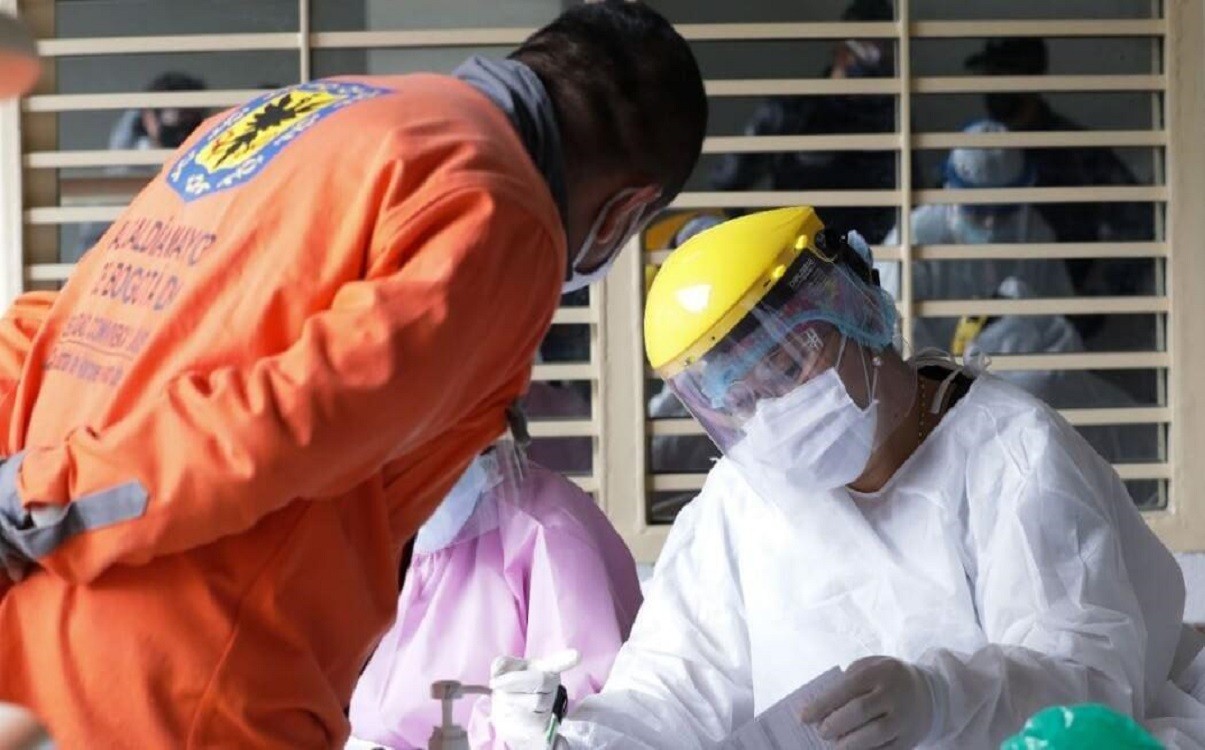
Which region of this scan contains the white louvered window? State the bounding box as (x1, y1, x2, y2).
(3, 0, 1205, 565)
(625, 0, 1201, 562)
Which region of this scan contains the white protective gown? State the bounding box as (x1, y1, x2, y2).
(560, 376, 1205, 749)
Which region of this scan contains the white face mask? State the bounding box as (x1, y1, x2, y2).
(948, 205, 1030, 245)
(729, 356, 879, 493)
(413, 457, 490, 554)
(563, 189, 647, 294)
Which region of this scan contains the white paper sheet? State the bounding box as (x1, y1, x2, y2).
(719, 667, 843, 750)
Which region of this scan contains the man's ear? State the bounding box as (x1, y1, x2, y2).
(595, 184, 661, 245)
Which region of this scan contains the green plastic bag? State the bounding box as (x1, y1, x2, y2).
(1001, 704, 1163, 749)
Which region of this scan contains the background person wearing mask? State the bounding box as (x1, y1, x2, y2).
(111, 71, 209, 153)
(965, 36, 1154, 345)
(878, 119, 1073, 351)
(965, 37, 1149, 247)
(346, 443, 641, 750)
(547, 207, 1204, 748)
(710, 0, 897, 244)
(0, 3, 706, 746)
(70, 72, 210, 263)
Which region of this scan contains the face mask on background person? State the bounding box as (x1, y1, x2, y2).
(948, 204, 1031, 245)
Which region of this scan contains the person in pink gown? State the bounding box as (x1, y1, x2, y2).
(346, 448, 642, 749)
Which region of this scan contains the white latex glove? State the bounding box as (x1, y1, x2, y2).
(489, 649, 580, 750)
(799, 656, 936, 750)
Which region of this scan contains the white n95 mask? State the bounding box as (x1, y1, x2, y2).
(729, 366, 879, 492)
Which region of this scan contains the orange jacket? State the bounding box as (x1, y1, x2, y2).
(0, 75, 564, 747)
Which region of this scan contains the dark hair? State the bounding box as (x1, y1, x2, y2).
(841, 0, 893, 22)
(512, 1, 707, 207)
(964, 38, 1048, 76)
(137, 72, 208, 146)
(139, 72, 207, 125)
(146, 71, 207, 94)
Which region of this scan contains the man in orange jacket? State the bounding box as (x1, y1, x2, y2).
(0, 2, 706, 746)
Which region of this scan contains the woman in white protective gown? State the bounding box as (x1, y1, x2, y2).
(489, 207, 1205, 749)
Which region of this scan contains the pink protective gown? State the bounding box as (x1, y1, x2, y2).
(348, 458, 642, 749)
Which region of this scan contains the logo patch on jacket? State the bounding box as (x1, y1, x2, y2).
(167, 80, 391, 202)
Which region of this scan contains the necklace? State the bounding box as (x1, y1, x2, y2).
(917, 376, 931, 446)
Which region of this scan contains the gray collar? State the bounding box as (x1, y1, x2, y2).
(454, 56, 569, 232)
